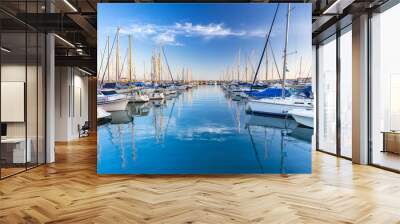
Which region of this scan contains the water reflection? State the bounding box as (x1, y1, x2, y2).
(98, 86, 312, 174)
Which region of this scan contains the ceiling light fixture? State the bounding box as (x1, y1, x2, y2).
(54, 34, 75, 48)
(63, 0, 78, 12)
(1, 47, 11, 53)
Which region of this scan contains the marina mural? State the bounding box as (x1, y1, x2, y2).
(97, 3, 313, 174)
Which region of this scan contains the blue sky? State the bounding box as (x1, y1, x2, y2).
(98, 3, 311, 81)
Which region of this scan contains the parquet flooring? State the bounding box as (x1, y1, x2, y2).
(1, 135, 400, 223)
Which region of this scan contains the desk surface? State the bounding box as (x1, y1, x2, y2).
(381, 131, 400, 134)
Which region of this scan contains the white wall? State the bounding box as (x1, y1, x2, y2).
(54, 67, 89, 141)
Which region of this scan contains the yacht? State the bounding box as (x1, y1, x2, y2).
(128, 91, 150, 103)
(164, 89, 177, 96)
(289, 108, 314, 128)
(97, 90, 128, 112)
(149, 90, 165, 100)
(246, 97, 313, 116)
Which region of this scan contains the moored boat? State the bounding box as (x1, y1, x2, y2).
(289, 108, 314, 128)
(128, 91, 150, 103)
(149, 90, 165, 100)
(97, 90, 128, 112)
(246, 97, 313, 117)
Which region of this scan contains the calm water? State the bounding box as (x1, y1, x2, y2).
(97, 86, 312, 174)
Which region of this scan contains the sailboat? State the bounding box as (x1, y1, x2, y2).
(246, 3, 314, 117)
(97, 27, 129, 111)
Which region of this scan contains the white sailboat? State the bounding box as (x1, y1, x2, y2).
(246, 3, 314, 117)
(247, 97, 313, 116)
(289, 108, 314, 128)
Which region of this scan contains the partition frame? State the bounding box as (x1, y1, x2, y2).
(367, 1, 400, 173)
(315, 24, 353, 161)
(0, 0, 47, 180)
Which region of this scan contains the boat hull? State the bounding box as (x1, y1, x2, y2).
(290, 109, 314, 128)
(129, 95, 149, 103)
(247, 99, 312, 117)
(149, 93, 165, 100)
(98, 99, 128, 112)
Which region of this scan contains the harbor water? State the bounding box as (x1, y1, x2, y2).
(97, 85, 312, 174)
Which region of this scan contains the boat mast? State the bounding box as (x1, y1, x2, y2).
(298, 56, 302, 81)
(128, 34, 132, 82)
(245, 57, 248, 82)
(107, 35, 110, 82)
(116, 27, 120, 82)
(158, 48, 162, 82)
(161, 47, 175, 83)
(143, 61, 146, 81)
(151, 51, 155, 82)
(265, 46, 268, 82)
(237, 49, 240, 81)
(282, 3, 291, 98)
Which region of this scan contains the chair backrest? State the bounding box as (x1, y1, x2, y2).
(82, 121, 90, 130)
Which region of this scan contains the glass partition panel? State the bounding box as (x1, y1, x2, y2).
(0, 1, 47, 179)
(339, 28, 352, 158)
(371, 4, 400, 171)
(1, 30, 27, 177)
(317, 36, 337, 154)
(27, 30, 38, 169)
(38, 32, 46, 165)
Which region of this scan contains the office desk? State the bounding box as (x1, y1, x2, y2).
(382, 131, 400, 154)
(1, 138, 31, 163)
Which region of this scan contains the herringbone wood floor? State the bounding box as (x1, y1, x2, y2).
(1, 135, 400, 224)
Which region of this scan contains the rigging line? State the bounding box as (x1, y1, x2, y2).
(247, 126, 264, 173)
(117, 48, 129, 81)
(305, 64, 312, 79)
(268, 41, 282, 82)
(97, 38, 108, 79)
(251, 4, 280, 90)
(100, 28, 119, 86)
(161, 46, 175, 82)
(97, 46, 106, 77)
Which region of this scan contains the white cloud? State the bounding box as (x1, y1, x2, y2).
(174, 22, 245, 38)
(120, 24, 157, 37)
(153, 32, 183, 46)
(110, 22, 267, 46)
